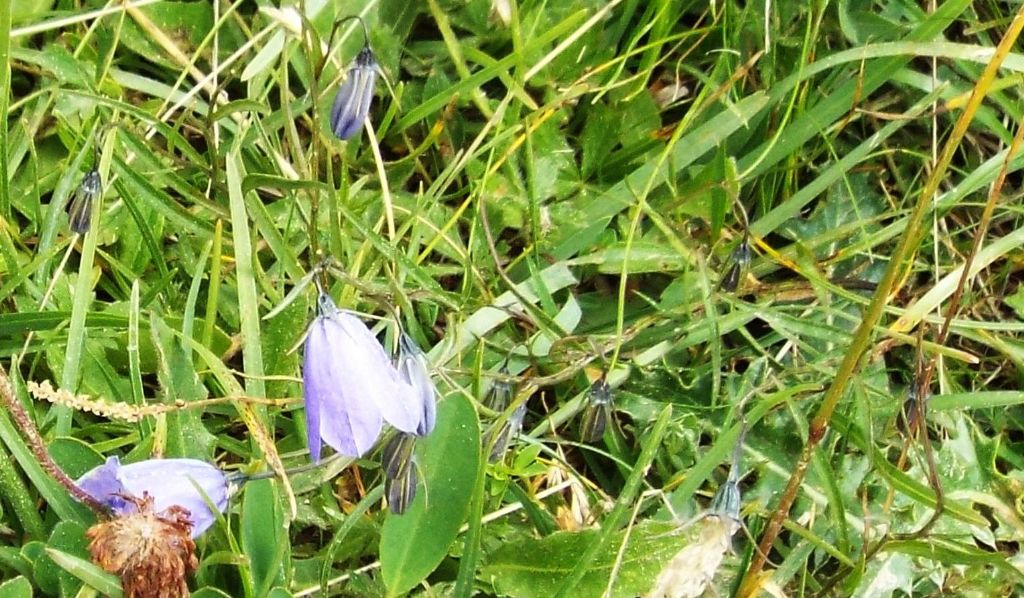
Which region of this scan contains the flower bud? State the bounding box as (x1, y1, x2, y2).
(579, 377, 612, 443)
(68, 167, 101, 234)
(396, 333, 437, 437)
(330, 46, 378, 140)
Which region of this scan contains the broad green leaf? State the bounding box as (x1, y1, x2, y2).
(47, 437, 104, 478)
(242, 478, 288, 594)
(0, 576, 32, 598)
(380, 392, 481, 595)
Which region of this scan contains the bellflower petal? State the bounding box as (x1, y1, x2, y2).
(330, 46, 378, 140)
(303, 294, 421, 459)
(397, 334, 437, 436)
(76, 457, 230, 537)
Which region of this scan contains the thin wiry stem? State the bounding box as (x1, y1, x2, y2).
(0, 362, 108, 515)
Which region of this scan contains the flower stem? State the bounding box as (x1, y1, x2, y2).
(0, 361, 108, 515)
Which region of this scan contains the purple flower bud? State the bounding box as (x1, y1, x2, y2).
(75, 456, 230, 538)
(303, 294, 422, 460)
(396, 334, 436, 437)
(330, 46, 378, 140)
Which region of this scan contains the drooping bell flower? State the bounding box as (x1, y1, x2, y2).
(68, 167, 102, 234)
(303, 293, 421, 460)
(330, 45, 378, 140)
(75, 456, 230, 538)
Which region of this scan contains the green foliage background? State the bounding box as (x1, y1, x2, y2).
(2, 0, 1024, 596)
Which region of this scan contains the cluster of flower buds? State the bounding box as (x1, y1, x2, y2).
(382, 334, 438, 513)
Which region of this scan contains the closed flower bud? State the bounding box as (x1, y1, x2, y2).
(720, 235, 751, 292)
(381, 433, 418, 514)
(75, 456, 230, 538)
(68, 167, 102, 234)
(579, 377, 612, 443)
(486, 401, 527, 464)
(303, 293, 421, 460)
(330, 45, 378, 140)
(396, 334, 437, 437)
(710, 425, 745, 526)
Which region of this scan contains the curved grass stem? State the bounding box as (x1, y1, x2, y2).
(739, 6, 1024, 595)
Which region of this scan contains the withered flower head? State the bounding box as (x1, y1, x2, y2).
(87, 493, 198, 598)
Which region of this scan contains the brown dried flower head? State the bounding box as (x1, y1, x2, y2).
(86, 492, 198, 598)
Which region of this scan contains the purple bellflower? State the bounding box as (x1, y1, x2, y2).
(76, 456, 230, 538)
(330, 45, 378, 140)
(303, 293, 422, 460)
